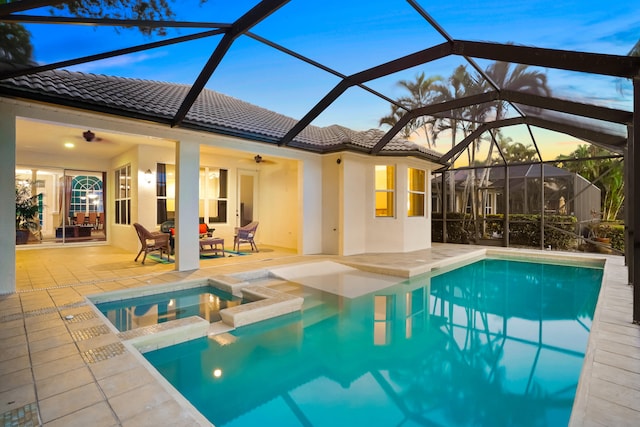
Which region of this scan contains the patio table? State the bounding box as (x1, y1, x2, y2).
(200, 236, 225, 257)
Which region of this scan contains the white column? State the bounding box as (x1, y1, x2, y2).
(0, 102, 17, 293)
(175, 140, 200, 271)
(300, 156, 323, 255)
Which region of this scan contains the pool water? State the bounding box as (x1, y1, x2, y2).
(144, 258, 603, 426)
(97, 285, 242, 332)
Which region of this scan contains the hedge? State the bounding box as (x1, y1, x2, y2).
(432, 213, 578, 249)
(431, 213, 474, 244)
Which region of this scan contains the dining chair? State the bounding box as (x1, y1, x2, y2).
(75, 212, 86, 225)
(88, 212, 97, 229)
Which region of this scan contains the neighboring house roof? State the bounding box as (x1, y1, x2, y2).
(448, 163, 598, 192)
(452, 163, 585, 181)
(0, 70, 443, 163)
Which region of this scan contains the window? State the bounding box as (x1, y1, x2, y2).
(432, 194, 440, 213)
(71, 175, 103, 216)
(199, 167, 228, 223)
(405, 288, 425, 338)
(407, 168, 426, 217)
(156, 163, 175, 224)
(484, 191, 494, 214)
(374, 295, 395, 345)
(375, 165, 395, 217)
(114, 165, 131, 225)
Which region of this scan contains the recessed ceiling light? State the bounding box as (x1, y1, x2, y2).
(64, 142, 74, 148)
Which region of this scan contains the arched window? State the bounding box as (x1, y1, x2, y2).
(71, 175, 103, 215)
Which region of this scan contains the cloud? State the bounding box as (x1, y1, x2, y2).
(67, 51, 168, 74)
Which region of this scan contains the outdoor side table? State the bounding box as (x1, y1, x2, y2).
(199, 237, 225, 257)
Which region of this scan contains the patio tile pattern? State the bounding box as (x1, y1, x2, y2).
(0, 244, 637, 426)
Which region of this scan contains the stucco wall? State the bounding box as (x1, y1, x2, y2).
(1, 101, 17, 294)
(342, 156, 367, 255)
(257, 159, 301, 251)
(340, 153, 434, 255)
(321, 154, 341, 255)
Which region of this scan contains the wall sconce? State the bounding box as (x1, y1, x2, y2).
(144, 169, 152, 184)
(254, 154, 262, 164)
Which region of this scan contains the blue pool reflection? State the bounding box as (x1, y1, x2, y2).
(145, 258, 602, 426)
(97, 285, 242, 332)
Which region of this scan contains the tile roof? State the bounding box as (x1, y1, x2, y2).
(0, 70, 442, 162)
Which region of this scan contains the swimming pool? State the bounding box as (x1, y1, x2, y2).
(144, 258, 603, 426)
(96, 285, 242, 332)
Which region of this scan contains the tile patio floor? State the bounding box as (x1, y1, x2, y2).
(1, 243, 638, 426)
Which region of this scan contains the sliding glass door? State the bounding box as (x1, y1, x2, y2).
(15, 166, 107, 246)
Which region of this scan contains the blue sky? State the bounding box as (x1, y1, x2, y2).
(22, 0, 640, 156)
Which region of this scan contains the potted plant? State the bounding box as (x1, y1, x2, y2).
(587, 222, 612, 254)
(15, 180, 40, 244)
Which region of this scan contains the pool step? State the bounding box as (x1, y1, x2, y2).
(219, 285, 303, 328)
(118, 316, 210, 353)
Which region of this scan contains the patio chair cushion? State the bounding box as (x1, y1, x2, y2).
(199, 223, 209, 235)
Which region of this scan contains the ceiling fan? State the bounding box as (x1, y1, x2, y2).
(75, 129, 114, 144)
(239, 154, 277, 165)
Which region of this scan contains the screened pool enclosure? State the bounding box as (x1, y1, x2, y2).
(2, 0, 638, 321)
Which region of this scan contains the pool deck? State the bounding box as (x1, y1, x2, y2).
(1, 243, 638, 426)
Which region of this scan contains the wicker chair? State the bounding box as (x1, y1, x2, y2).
(233, 221, 259, 252)
(160, 220, 175, 254)
(133, 223, 171, 264)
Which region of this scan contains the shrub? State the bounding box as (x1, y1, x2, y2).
(432, 212, 474, 244)
(434, 213, 578, 249)
(592, 222, 624, 251)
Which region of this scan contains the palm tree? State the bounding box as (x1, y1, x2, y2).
(431, 65, 475, 150)
(380, 58, 551, 241)
(484, 60, 551, 121)
(379, 71, 444, 148)
(429, 65, 475, 212)
(379, 104, 412, 139)
(601, 162, 624, 221)
(461, 60, 550, 241)
(496, 134, 538, 163)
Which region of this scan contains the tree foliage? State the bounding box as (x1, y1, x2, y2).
(51, 0, 177, 36)
(379, 71, 444, 148)
(0, 23, 35, 69)
(380, 59, 551, 154)
(496, 135, 538, 163)
(384, 57, 552, 243)
(556, 144, 624, 221)
(1, 0, 182, 68)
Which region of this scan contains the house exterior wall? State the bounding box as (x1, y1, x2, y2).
(297, 156, 322, 254)
(0, 101, 17, 294)
(110, 146, 140, 254)
(341, 155, 368, 255)
(321, 154, 341, 255)
(3, 96, 437, 292)
(339, 153, 435, 256)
